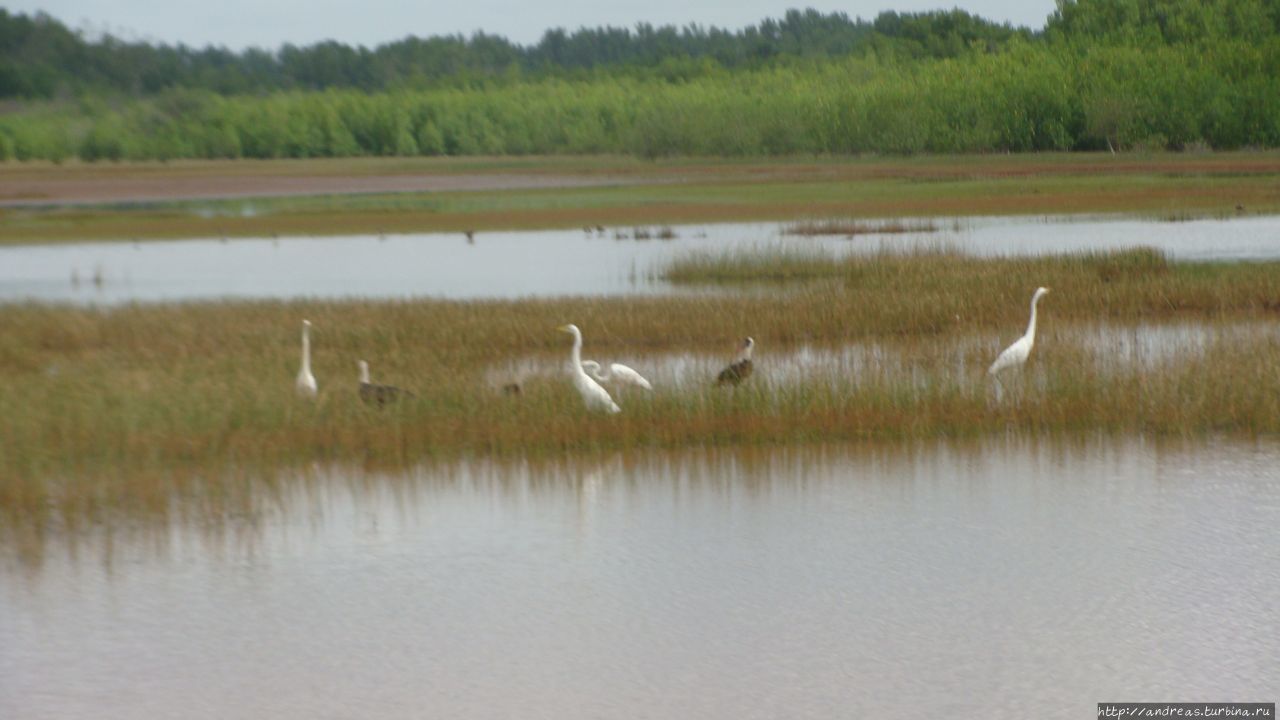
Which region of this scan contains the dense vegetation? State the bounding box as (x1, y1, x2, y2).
(4, 249, 1280, 530)
(0, 8, 1027, 97)
(1, 0, 1279, 161)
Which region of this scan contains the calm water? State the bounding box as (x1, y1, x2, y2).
(3, 215, 1279, 305)
(3, 439, 1278, 719)
(490, 320, 1280, 394)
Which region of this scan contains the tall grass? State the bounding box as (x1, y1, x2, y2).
(2, 248, 1279, 531)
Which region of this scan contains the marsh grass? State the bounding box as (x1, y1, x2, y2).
(783, 219, 940, 236)
(2, 248, 1280, 533)
(6, 154, 1280, 244)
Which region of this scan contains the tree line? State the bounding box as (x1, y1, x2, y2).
(0, 7, 1028, 98)
(1, 0, 1279, 160)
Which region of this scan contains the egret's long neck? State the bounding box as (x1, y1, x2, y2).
(359, 364, 370, 383)
(1024, 295, 1041, 341)
(569, 331, 583, 368)
(301, 327, 312, 372)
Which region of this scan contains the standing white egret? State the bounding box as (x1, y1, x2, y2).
(358, 360, 414, 406)
(716, 336, 755, 386)
(557, 324, 621, 414)
(988, 287, 1051, 397)
(295, 319, 318, 398)
(581, 360, 654, 391)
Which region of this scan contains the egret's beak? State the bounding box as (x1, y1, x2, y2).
(556, 325, 572, 333)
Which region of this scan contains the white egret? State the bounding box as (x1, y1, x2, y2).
(358, 360, 414, 406)
(988, 287, 1051, 396)
(295, 319, 318, 398)
(557, 324, 621, 414)
(581, 360, 654, 391)
(716, 336, 755, 386)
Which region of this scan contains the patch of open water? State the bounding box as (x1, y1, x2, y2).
(2, 215, 1278, 305)
(2, 438, 1277, 719)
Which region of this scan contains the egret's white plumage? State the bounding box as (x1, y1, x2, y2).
(581, 360, 654, 391)
(295, 319, 318, 398)
(557, 324, 621, 414)
(988, 287, 1050, 384)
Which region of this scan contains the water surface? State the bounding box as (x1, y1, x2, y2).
(2, 215, 1278, 305)
(3, 439, 1277, 719)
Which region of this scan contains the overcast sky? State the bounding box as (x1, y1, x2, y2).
(8, 1, 1060, 50)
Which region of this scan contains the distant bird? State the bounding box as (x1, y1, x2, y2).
(557, 324, 621, 414)
(716, 337, 755, 386)
(296, 319, 318, 398)
(581, 360, 654, 391)
(501, 382, 523, 396)
(358, 360, 414, 406)
(988, 287, 1051, 397)
(465, 230, 475, 244)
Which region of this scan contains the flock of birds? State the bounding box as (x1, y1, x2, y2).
(293, 287, 1050, 412)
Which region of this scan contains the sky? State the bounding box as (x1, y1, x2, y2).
(7, 0, 1061, 50)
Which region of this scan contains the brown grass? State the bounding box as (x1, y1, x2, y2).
(3, 152, 1280, 244)
(2, 247, 1280, 535)
(783, 219, 940, 235)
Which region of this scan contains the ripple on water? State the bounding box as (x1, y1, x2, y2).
(3, 438, 1278, 719)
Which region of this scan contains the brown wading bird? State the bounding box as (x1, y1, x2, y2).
(716, 336, 755, 386)
(358, 360, 414, 406)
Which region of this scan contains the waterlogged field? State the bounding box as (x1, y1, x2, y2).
(3, 247, 1280, 537)
(3, 153, 1280, 243)
(4, 192, 1280, 718)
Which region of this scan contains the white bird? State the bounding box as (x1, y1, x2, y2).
(557, 324, 621, 414)
(988, 287, 1051, 394)
(296, 319, 318, 398)
(581, 360, 654, 391)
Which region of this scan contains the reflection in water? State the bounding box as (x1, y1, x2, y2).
(488, 320, 1280, 393)
(3, 215, 1280, 304)
(2, 439, 1278, 719)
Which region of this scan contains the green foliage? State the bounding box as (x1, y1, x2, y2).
(1, 3, 1278, 160)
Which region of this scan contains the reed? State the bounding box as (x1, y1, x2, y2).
(782, 219, 940, 236)
(2, 248, 1279, 532)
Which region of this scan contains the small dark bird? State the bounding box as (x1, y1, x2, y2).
(716, 336, 755, 386)
(465, 230, 475, 244)
(501, 382, 523, 396)
(358, 360, 414, 406)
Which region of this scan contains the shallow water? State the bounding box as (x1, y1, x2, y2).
(2, 215, 1279, 305)
(3, 439, 1278, 719)
(489, 320, 1280, 394)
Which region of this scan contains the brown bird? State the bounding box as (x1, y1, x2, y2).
(716, 336, 755, 386)
(358, 360, 414, 406)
